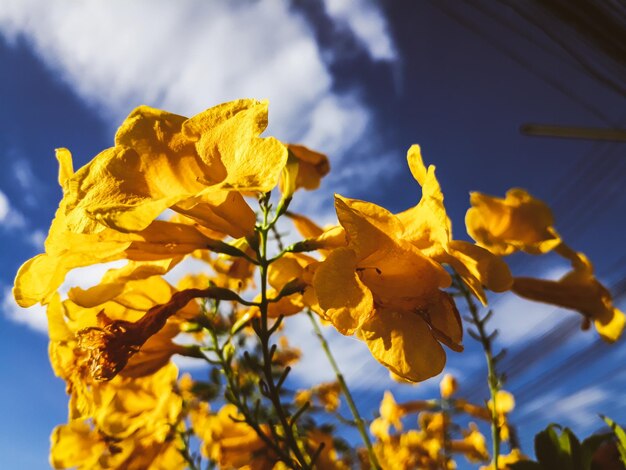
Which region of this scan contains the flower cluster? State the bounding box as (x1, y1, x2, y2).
(14, 99, 624, 469)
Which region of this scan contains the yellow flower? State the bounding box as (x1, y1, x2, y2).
(487, 390, 515, 442)
(465, 188, 561, 256)
(370, 391, 405, 441)
(191, 403, 275, 469)
(512, 252, 625, 343)
(14, 99, 288, 308)
(65, 100, 285, 234)
(439, 373, 458, 399)
(479, 448, 527, 469)
(449, 423, 489, 463)
(280, 144, 330, 198)
(314, 195, 462, 382)
(397, 145, 512, 304)
(50, 363, 186, 470)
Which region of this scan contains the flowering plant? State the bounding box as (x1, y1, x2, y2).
(15, 99, 625, 469)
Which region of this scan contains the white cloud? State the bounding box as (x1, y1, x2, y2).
(283, 313, 390, 390)
(28, 229, 46, 250)
(0, 188, 26, 229)
(322, 0, 397, 61)
(1, 286, 48, 333)
(524, 386, 609, 431)
(0, 0, 396, 188)
(0, 189, 8, 221)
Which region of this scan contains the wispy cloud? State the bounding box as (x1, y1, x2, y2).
(521, 385, 610, 431)
(321, 0, 397, 62)
(0, 188, 26, 229)
(0, 0, 398, 206)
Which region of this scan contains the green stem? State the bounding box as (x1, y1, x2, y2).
(255, 195, 311, 469)
(453, 274, 500, 468)
(307, 310, 381, 470)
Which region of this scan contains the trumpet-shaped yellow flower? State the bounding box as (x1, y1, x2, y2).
(14, 99, 287, 308)
(191, 403, 275, 469)
(465, 188, 561, 255)
(50, 363, 186, 470)
(512, 252, 625, 343)
(397, 145, 512, 304)
(314, 195, 462, 382)
(65, 100, 285, 234)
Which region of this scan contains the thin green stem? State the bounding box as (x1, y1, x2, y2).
(255, 194, 312, 469)
(307, 310, 381, 470)
(453, 274, 500, 468)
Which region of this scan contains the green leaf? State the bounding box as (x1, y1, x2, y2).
(534, 424, 578, 470)
(559, 427, 582, 469)
(602, 415, 626, 465)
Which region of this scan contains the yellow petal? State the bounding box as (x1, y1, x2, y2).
(173, 190, 256, 239)
(399, 145, 451, 252)
(55, 148, 74, 191)
(183, 99, 288, 192)
(443, 240, 513, 305)
(313, 247, 374, 335)
(406, 144, 427, 186)
(358, 238, 450, 307)
(426, 291, 463, 352)
(66, 106, 210, 233)
(466, 189, 561, 255)
(594, 308, 626, 343)
(68, 259, 181, 308)
(335, 194, 405, 260)
(286, 211, 324, 239)
(286, 143, 330, 191)
(493, 390, 515, 414)
(361, 308, 446, 383)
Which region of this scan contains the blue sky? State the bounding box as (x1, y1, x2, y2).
(1, 1, 625, 468)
